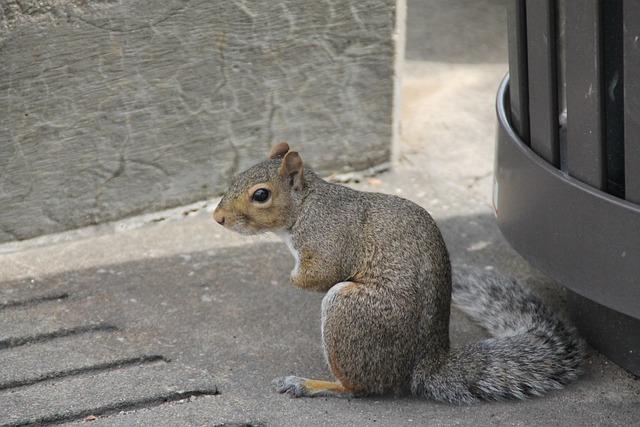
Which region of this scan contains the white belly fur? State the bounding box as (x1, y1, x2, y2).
(276, 231, 300, 275)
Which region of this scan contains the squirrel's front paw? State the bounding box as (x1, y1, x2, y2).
(273, 375, 308, 398)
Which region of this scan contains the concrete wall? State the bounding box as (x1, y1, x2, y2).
(0, 0, 398, 242)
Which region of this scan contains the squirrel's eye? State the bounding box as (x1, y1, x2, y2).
(252, 188, 270, 203)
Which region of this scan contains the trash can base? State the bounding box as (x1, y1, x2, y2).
(568, 291, 640, 376)
(495, 76, 640, 376)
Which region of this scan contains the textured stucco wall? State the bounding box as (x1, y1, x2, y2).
(0, 0, 397, 242)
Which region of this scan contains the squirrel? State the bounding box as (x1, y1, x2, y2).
(213, 142, 585, 404)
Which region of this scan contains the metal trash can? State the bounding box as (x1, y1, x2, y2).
(494, 0, 640, 375)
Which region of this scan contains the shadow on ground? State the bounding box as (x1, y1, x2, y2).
(1, 214, 638, 426)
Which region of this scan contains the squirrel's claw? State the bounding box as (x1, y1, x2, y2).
(273, 375, 308, 397)
(273, 376, 354, 398)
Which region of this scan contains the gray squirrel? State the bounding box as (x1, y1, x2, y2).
(213, 142, 585, 404)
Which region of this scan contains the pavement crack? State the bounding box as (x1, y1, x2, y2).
(0, 224, 20, 241)
(265, 92, 281, 150)
(0, 354, 169, 391)
(225, 136, 241, 185)
(0, 324, 118, 351)
(0, 292, 69, 310)
(1, 389, 220, 427)
(66, 1, 190, 34)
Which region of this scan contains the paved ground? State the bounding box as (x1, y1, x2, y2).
(1, 0, 639, 425)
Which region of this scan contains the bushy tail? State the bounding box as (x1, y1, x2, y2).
(412, 266, 585, 404)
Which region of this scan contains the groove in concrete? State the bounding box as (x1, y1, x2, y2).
(0, 354, 169, 390)
(0, 324, 118, 350)
(0, 389, 220, 427)
(213, 424, 267, 427)
(0, 292, 69, 310)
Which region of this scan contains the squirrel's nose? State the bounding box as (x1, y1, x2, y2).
(213, 209, 225, 225)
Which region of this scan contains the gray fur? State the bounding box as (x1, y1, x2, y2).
(411, 267, 586, 404)
(215, 154, 585, 404)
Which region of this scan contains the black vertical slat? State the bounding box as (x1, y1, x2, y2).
(624, 0, 640, 204)
(602, 0, 625, 198)
(526, 0, 559, 166)
(557, 0, 568, 171)
(507, 0, 530, 143)
(565, 0, 606, 190)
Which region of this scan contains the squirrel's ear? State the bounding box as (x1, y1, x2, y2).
(268, 142, 290, 159)
(279, 151, 304, 191)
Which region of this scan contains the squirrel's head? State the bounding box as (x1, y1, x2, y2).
(213, 142, 307, 234)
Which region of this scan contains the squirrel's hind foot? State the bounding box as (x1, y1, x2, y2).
(273, 376, 353, 398)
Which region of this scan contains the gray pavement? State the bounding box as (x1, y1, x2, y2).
(1, 0, 639, 425)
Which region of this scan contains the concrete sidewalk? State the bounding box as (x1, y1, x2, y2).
(1, 0, 639, 425)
